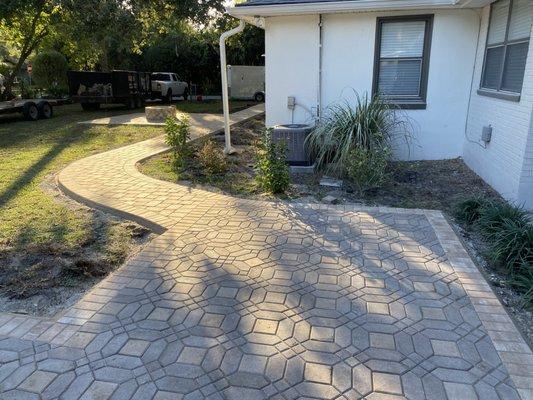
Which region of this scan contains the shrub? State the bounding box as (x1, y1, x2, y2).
(486, 216, 533, 273)
(165, 115, 190, 170)
(197, 140, 228, 176)
(345, 146, 390, 194)
(307, 92, 412, 177)
(255, 129, 290, 194)
(32, 51, 68, 90)
(475, 201, 527, 239)
(454, 197, 491, 225)
(455, 197, 533, 307)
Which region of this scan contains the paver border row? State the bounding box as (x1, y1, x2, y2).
(426, 210, 533, 399)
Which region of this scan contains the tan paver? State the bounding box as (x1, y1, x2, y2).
(0, 103, 532, 399)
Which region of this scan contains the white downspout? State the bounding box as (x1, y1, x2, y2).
(220, 20, 245, 155)
(317, 14, 323, 122)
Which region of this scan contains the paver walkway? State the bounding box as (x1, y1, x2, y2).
(1, 105, 532, 400)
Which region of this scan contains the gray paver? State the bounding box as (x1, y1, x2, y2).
(0, 104, 530, 399)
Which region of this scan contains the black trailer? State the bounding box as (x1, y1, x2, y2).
(67, 70, 152, 111)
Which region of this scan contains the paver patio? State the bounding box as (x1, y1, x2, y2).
(1, 104, 532, 399)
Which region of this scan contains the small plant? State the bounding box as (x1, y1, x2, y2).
(345, 146, 390, 193)
(197, 139, 228, 176)
(454, 197, 491, 225)
(255, 129, 290, 194)
(165, 114, 190, 170)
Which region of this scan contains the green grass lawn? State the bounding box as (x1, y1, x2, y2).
(0, 103, 161, 250)
(0, 100, 252, 299)
(0, 100, 251, 248)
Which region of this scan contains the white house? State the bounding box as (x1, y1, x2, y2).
(225, 0, 533, 209)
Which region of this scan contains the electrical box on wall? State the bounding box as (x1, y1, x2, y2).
(482, 125, 492, 143)
(287, 96, 296, 110)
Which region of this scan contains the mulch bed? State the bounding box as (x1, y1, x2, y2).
(140, 116, 533, 347)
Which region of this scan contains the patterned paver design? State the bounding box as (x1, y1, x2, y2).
(1, 105, 532, 399)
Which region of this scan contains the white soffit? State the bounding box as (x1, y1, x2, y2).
(228, 0, 494, 17)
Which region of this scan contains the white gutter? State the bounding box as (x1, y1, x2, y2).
(228, 0, 492, 17)
(219, 20, 246, 155)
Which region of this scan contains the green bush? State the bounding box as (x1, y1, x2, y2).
(487, 216, 532, 273)
(165, 114, 190, 171)
(345, 146, 390, 194)
(307, 92, 412, 177)
(32, 51, 68, 90)
(454, 197, 491, 225)
(197, 139, 228, 176)
(18, 79, 37, 99)
(255, 129, 290, 194)
(455, 197, 533, 307)
(475, 201, 528, 239)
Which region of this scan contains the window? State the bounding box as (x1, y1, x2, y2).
(373, 15, 433, 109)
(152, 73, 171, 81)
(479, 0, 532, 100)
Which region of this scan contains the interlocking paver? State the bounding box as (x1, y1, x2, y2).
(0, 104, 531, 399)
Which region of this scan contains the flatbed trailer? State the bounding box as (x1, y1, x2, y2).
(0, 98, 67, 121)
(68, 70, 152, 111)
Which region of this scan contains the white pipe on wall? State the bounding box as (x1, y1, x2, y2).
(219, 20, 246, 155)
(317, 14, 323, 122)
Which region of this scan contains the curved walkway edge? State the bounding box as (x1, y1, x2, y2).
(1, 104, 532, 400)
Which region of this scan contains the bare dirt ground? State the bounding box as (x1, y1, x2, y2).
(0, 176, 152, 317)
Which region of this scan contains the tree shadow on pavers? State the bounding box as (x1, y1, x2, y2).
(269, 202, 520, 399)
(0, 199, 518, 399)
(61, 206, 359, 400)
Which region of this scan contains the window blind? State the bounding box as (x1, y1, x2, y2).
(380, 21, 426, 58)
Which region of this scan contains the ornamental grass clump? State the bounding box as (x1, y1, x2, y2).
(454, 197, 533, 307)
(255, 129, 290, 194)
(165, 114, 190, 171)
(307, 92, 412, 191)
(453, 196, 492, 225)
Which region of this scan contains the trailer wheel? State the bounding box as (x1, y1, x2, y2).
(22, 102, 39, 121)
(37, 101, 53, 119)
(81, 103, 100, 111)
(254, 91, 265, 103)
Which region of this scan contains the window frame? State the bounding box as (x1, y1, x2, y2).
(478, 0, 530, 102)
(372, 14, 434, 110)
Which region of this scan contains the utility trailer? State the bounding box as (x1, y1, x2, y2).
(68, 70, 152, 111)
(227, 65, 265, 102)
(0, 99, 60, 121)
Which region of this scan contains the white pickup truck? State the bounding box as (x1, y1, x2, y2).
(151, 72, 189, 103)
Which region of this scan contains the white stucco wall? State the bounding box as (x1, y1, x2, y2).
(265, 15, 319, 127)
(463, 5, 533, 208)
(264, 9, 480, 160)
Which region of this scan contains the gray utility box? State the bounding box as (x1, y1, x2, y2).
(272, 124, 314, 166)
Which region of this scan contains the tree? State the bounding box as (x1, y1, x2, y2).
(0, 0, 59, 99)
(32, 50, 68, 88)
